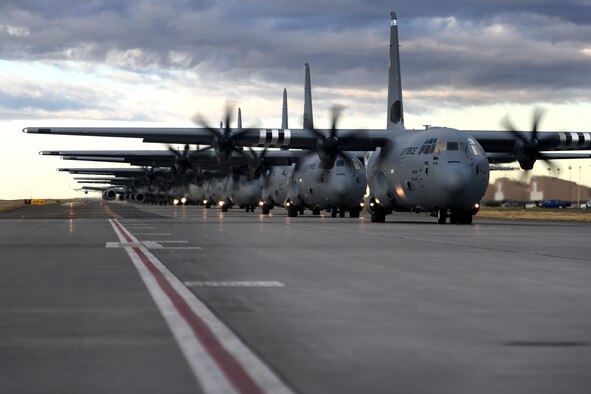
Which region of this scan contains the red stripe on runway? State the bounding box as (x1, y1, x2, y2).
(112, 220, 264, 394)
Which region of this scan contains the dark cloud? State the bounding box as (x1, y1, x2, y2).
(0, 0, 589, 115)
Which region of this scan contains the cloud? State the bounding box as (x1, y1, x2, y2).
(0, 0, 589, 120)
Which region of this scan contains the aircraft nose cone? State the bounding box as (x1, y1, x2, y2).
(331, 177, 352, 202)
(445, 167, 466, 195)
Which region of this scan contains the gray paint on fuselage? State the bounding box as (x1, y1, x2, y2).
(287, 155, 366, 210)
(367, 129, 489, 212)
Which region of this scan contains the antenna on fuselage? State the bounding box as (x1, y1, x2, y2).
(387, 11, 404, 130)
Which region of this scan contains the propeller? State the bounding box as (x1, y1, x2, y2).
(167, 143, 195, 176)
(501, 107, 554, 171)
(192, 105, 249, 169)
(247, 147, 268, 179)
(143, 165, 158, 192)
(297, 105, 350, 170)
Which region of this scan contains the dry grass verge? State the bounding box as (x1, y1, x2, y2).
(0, 199, 64, 213)
(478, 207, 591, 223)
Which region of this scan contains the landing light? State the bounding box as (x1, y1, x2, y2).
(285, 201, 291, 207)
(359, 202, 365, 208)
(218, 201, 225, 207)
(474, 203, 480, 209)
(259, 201, 264, 206)
(181, 197, 187, 204)
(202, 199, 208, 204)
(173, 199, 180, 205)
(369, 202, 375, 207)
(374, 198, 380, 204)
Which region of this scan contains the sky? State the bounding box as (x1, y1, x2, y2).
(1, 0, 590, 199)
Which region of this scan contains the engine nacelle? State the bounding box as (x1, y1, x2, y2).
(102, 189, 117, 201)
(134, 192, 146, 203)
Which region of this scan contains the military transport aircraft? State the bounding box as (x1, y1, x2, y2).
(46, 69, 370, 218)
(25, 11, 591, 224)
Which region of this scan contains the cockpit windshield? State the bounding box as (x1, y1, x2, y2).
(420, 138, 483, 156)
(433, 141, 462, 153)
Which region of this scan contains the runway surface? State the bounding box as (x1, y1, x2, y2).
(1, 200, 590, 394)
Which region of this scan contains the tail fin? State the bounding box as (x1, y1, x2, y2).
(303, 63, 314, 129)
(387, 11, 404, 130)
(238, 108, 242, 129)
(281, 88, 288, 129)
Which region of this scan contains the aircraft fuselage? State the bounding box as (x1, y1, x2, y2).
(366, 128, 489, 222)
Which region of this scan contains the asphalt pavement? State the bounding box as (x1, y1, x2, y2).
(1, 200, 590, 394)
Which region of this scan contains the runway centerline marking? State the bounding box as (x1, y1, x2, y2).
(108, 219, 293, 394)
(185, 281, 285, 288)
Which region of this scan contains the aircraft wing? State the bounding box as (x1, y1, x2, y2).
(465, 130, 591, 152)
(58, 167, 168, 176)
(26, 126, 591, 157)
(26, 127, 392, 151)
(80, 185, 126, 192)
(44, 149, 311, 168)
(487, 151, 591, 164)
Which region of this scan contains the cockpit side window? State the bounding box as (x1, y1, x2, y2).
(336, 159, 345, 167)
(419, 138, 437, 154)
(467, 138, 484, 156)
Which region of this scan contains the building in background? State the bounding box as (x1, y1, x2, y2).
(483, 176, 591, 205)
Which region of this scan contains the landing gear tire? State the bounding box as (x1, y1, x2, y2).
(339, 209, 346, 218)
(349, 208, 360, 218)
(449, 210, 460, 225)
(287, 205, 298, 217)
(371, 207, 386, 223)
(331, 209, 338, 218)
(262, 206, 270, 215)
(437, 209, 447, 224)
(459, 211, 473, 225)
(221, 205, 228, 212)
(312, 209, 321, 216)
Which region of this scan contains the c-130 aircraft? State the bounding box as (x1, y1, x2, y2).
(25, 11, 591, 224)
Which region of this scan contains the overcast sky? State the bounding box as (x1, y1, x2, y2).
(1, 0, 590, 198)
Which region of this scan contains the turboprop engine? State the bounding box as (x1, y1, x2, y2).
(102, 189, 117, 201)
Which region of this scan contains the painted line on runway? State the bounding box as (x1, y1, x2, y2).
(186, 281, 285, 288)
(103, 204, 122, 219)
(108, 219, 293, 394)
(105, 240, 202, 250)
(133, 233, 172, 236)
(142, 240, 203, 250)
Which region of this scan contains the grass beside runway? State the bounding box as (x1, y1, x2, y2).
(0, 199, 64, 213)
(0, 200, 25, 212)
(477, 206, 591, 223)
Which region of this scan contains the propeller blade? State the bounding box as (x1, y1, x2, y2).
(531, 107, 545, 141)
(501, 116, 528, 144)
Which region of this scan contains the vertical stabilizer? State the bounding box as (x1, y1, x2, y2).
(387, 11, 404, 130)
(238, 108, 242, 129)
(303, 63, 314, 129)
(281, 88, 288, 129)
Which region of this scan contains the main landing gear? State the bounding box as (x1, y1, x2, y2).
(436, 209, 473, 225)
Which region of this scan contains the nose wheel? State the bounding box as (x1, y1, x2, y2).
(437, 209, 447, 224)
